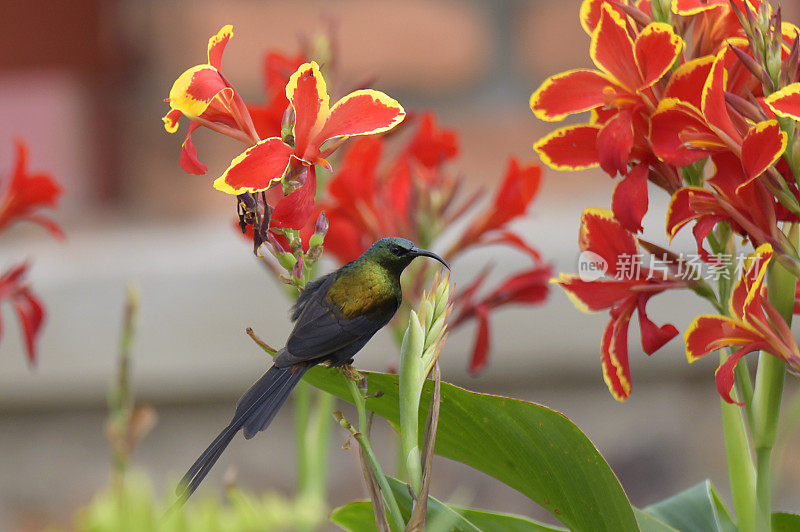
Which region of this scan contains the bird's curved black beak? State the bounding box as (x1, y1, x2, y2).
(411, 247, 450, 270)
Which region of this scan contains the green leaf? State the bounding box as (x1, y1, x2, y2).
(643, 480, 736, 532)
(634, 508, 680, 532)
(305, 368, 638, 532)
(772, 512, 800, 531)
(330, 476, 565, 532)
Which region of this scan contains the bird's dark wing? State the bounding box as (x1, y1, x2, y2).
(277, 272, 398, 366)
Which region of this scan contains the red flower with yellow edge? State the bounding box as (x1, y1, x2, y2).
(0, 140, 63, 239)
(0, 262, 45, 366)
(531, 5, 683, 174)
(685, 243, 800, 404)
(213, 61, 405, 195)
(666, 152, 786, 262)
(650, 43, 785, 183)
(162, 25, 260, 175)
(555, 209, 688, 401)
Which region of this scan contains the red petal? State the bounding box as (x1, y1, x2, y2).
(0, 263, 45, 365)
(684, 315, 763, 361)
(329, 136, 382, 204)
(481, 159, 541, 232)
(701, 48, 744, 145)
(530, 69, 613, 121)
(482, 231, 542, 261)
(634, 23, 683, 89)
(580, 0, 628, 35)
(666, 187, 712, 239)
(591, 6, 640, 92)
(534, 125, 601, 170)
(264, 52, 306, 97)
(405, 113, 458, 168)
(468, 306, 490, 374)
(317, 90, 405, 146)
(650, 99, 718, 166)
(715, 346, 754, 405)
(664, 56, 715, 111)
(636, 294, 678, 354)
(579, 208, 639, 277)
(556, 275, 643, 312)
(213, 138, 292, 194)
(179, 122, 207, 175)
(385, 157, 413, 224)
(612, 163, 649, 233)
(0, 140, 62, 237)
(601, 301, 635, 401)
(13, 286, 44, 365)
(206, 25, 233, 71)
(271, 167, 317, 230)
(287, 62, 329, 160)
(486, 265, 551, 306)
(765, 82, 800, 120)
(248, 100, 287, 140)
(597, 110, 634, 176)
(672, 0, 727, 15)
(740, 120, 787, 182)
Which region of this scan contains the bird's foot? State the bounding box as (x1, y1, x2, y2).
(245, 327, 277, 356)
(339, 364, 363, 382)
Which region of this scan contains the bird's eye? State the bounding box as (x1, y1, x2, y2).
(390, 244, 404, 256)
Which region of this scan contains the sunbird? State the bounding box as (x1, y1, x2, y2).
(178, 237, 449, 500)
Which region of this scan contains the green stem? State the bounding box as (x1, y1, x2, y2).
(751, 224, 796, 530)
(337, 380, 405, 531)
(720, 355, 757, 532)
(709, 229, 758, 531)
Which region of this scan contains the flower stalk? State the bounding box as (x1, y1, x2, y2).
(751, 223, 797, 530)
(399, 273, 451, 497)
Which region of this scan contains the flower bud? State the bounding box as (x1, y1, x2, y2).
(277, 252, 297, 271)
(281, 106, 295, 145)
(310, 216, 329, 251)
(292, 254, 304, 279)
(398, 273, 452, 496)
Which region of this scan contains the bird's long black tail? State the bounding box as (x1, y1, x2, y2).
(176, 363, 309, 501)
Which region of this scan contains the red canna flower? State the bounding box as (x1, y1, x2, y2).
(213, 61, 405, 195)
(685, 244, 800, 403)
(531, 4, 684, 232)
(0, 262, 45, 366)
(666, 152, 786, 261)
(0, 140, 63, 238)
(452, 262, 551, 374)
(555, 209, 688, 401)
(162, 25, 260, 175)
(649, 44, 782, 173)
(531, 5, 683, 174)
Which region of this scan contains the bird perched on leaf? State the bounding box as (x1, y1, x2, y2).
(178, 237, 449, 500)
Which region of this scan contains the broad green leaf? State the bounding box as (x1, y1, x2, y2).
(330, 476, 565, 532)
(305, 368, 638, 532)
(643, 480, 736, 532)
(634, 508, 680, 532)
(772, 512, 800, 531)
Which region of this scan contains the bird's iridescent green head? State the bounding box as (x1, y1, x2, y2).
(362, 237, 449, 274)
